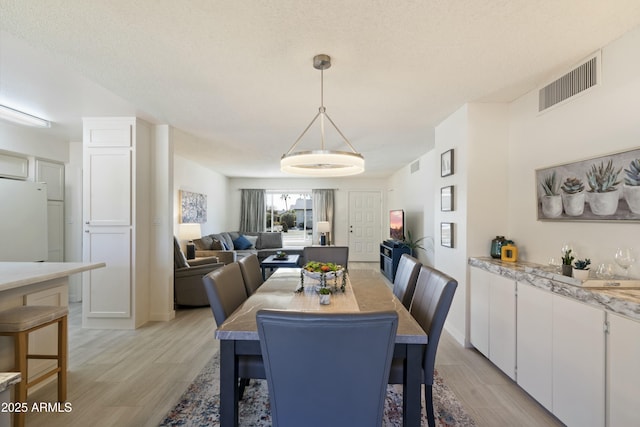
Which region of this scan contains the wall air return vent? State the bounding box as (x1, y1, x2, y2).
(410, 160, 420, 173)
(538, 52, 600, 113)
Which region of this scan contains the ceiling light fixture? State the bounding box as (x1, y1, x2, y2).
(0, 104, 51, 128)
(281, 54, 364, 177)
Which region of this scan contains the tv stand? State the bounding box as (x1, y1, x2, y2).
(380, 240, 411, 282)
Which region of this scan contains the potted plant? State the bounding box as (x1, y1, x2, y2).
(403, 231, 432, 256)
(586, 159, 622, 215)
(623, 158, 640, 214)
(560, 176, 586, 216)
(561, 246, 574, 277)
(573, 258, 591, 281)
(318, 286, 331, 305)
(540, 171, 562, 217)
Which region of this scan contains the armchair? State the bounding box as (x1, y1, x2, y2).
(174, 237, 224, 307)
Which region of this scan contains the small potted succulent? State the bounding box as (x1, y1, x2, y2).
(318, 287, 331, 305)
(586, 159, 622, 215)
(560, 176, 586, 216)
(561, 246, 575, 277)
(540, 171, 562, 218)
(623, 158, 640, 214)
(573, 258, 591, 281)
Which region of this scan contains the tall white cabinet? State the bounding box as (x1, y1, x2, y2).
(82, 117, 151, 329)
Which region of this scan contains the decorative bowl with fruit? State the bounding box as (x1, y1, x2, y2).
(302, 261, 344, 280)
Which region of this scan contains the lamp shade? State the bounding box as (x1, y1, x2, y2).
(316, 221, 331, 233)
(179, 223, 201, 241)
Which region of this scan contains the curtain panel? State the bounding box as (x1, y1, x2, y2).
(240, 189, 265, 233)
(312, 189, 335, 244)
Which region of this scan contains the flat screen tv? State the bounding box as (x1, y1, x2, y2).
(389, 209, 405, 241)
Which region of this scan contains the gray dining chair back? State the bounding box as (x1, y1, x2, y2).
(257, 310, 398, 427)
(202, 262, 248, 326)
(202, 262, 264, 399)
(392, 254, 422, 309)
(238, 254, 264, 295)
(388, 265, 458, 427)
(302, 246, 349, 268)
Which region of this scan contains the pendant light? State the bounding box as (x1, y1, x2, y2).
(281, 54, 364, 177)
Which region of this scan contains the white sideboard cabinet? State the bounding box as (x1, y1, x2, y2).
(82, 117, 151, 329)
(469, 267, 516, 379)
(607, 312, 640, 427)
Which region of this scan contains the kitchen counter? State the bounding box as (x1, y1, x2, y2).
(469, 257, 640, 321)
(0, 261, 105, 293)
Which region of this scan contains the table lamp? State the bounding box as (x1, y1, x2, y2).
(180, 223, 202, 259)
(317, 221, 331, 246)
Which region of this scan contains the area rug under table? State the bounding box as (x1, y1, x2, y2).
(160, 353, 476, 426)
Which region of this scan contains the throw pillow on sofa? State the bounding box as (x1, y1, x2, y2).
(244, 235, 258, 248)
(233, 234, 253, 250)
(259, 232, 283, 249)
(193, 235, 213, 250)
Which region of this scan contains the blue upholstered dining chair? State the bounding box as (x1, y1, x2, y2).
(238, 254, 264, 296)
(388, 265, 458, 427)
(392, 253, 422, 310)
(202, 262, 265, 398)
(256, 310, 398, 427)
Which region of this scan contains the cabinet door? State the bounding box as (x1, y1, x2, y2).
(83, 119, 132, 147)
(469, 268, 490, 357)
(489, 275, 516, 379)
(517, 283, 553, 410)
(83, 147, 131, 226)
(83, 227, 131, 318)
(35, 159, 64, 201)
(608, 313, 640, 427)
(552, 294, 605, 427)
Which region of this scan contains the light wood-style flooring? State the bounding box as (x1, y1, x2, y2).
(26, 263, 562, 427)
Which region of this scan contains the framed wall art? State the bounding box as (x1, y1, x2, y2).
(441, 149, 454, 177)
(536, 147, 640, 222)
(441, 222, 454, 248)
(179, 190, 207, 223)
(441, 186, 454, 211)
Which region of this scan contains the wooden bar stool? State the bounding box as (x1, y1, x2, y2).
(0, 305, 68, 427)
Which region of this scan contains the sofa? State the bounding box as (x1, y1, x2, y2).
(194, 231, 304, 264)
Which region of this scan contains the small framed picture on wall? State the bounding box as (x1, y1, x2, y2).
(441, 222, 454, 248)
(441, 149, 454, 177)
(441, 186, 454, 211)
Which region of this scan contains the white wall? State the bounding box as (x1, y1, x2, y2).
(227, 177, 388, 247)
(387, 150, 437, 266)
(508, 26, 640, 276)
(173, 128, 229, 240)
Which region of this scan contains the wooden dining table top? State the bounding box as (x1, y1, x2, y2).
(215, 267, 428, 344)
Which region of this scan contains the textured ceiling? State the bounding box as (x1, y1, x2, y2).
(1, 1, 640, 178)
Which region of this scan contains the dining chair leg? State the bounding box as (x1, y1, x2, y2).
(425, 384, 436, 427)
(238, 378, 250, 400)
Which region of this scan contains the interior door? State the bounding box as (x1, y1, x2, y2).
(348, 191, 381, 262)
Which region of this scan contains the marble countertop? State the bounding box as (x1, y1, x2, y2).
(0, 372, 20, 393)
(0, 262, 106, 293)
(469, 257, 640, 321)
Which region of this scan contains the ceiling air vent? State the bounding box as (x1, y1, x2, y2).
(410, 160, 420, 173)
(538, 52, 600, 112)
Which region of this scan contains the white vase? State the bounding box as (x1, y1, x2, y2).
(572, 268, 590, 281)
(319, 294, 331, 305)
(588, 188, 620, 216)
(541, 195, 562, 218)
(623, 184, 640, 214)
(561, 191, 586, 216)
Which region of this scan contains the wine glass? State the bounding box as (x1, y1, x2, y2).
(614, 248, 635, 278)
(595, 263, 614, 281)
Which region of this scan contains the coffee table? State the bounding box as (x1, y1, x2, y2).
(260, 254, 300, 280)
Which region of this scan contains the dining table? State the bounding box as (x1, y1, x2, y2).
(215, 267, 428, 427)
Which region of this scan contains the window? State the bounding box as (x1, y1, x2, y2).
(265, 192, 313, 245)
